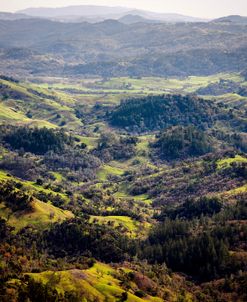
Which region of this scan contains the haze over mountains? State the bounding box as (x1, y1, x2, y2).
(0, 5, 246, 24)
(16, 5, 207, 23)
(0, 15, 246, 78)
(0, 5, 246, 78)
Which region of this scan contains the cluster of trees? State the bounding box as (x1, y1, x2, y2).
(242, 69, 247, 80)
(156, 196, 223, 220)
(212, 131, 247, 152)
(152, 125, 213, 160)
(24, 215, 247, 282)
(0, 125, 102, 183)
(0, 153, 45, 181)
(44, 149, 101, 177)
(0, 192, 246, 299)
(0, 180, 33, 212)
(43, 218, 131, 263)
(221, 161, 247, 179)
(3, 126, 71, 155)
(93, 132, 137, 162)
(110, 94, 222, 132)
(140, 219, 231, 280)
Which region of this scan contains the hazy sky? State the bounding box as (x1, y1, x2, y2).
(1, 0, 247, 18)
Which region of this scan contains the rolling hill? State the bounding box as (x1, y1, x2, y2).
(0, 17, 246, 77)
(0, 5, 247, 300)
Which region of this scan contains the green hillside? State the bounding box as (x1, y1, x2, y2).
(0, 71, 247, 301)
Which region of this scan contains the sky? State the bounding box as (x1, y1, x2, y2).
(0, 0, 247, 18)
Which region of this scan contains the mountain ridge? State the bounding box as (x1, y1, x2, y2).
(17, 5, 208, 23)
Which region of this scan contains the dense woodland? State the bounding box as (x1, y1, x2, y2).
(109, 94, 236, 132)
(152, 126, 213, 160)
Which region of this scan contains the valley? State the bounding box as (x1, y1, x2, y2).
(0, 71, 247, 301)
(0, 4, 247, 300)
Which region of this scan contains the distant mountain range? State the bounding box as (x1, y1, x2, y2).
(0, 15, 246, 78)
(0, 6, 246, 78)
(212, 15, 247, 24)
(0, 6, 246, 25)
(118, 14, 160, 25)
(15, 5, 207, 23)
(0, 12, 33, 21)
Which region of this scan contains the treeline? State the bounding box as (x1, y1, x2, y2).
(0, 75, 19, 83)
(1, 210, 245, 282)
(0, 194, 246, 299)
(196, 79, 243, 96)
(42, 196, 247, 281)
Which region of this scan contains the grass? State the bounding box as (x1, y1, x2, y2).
(92, 73, 244, 95)
(90, 215, 151, 238)
(131, 194, 153, 205)
(136, 135, 154, 152)
(224, 184, 247, 196)
(0, 101, 58, 128)
(0, 78, 83, 130)
(1, 73, 245, 135)
(51, 172, 64, 182)
(29, 73, 245, 113)
(0, 170, 13, 180)
(0, 102, 30, 122)
(0, 199, 73, 231)
(76, 135, 99, 150)
(27, 262, 163, 302)
(97, 164, 124, 181)
(114, 189, 153, 206)
(217, 155, 247, 170)
(0, 168, 69, 204)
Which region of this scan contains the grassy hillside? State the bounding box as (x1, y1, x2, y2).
(23, 261, 196, 302)
(0, 71, 247, 301)
(0, 199, 73, 231)
(90, 215, 151, 238)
